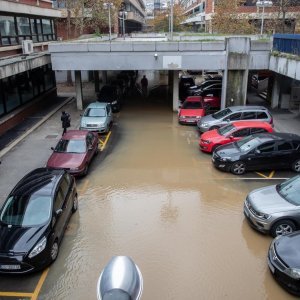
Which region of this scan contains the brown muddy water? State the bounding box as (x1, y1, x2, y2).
(40, 101, 296, 300)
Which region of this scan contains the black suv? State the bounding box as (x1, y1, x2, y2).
(97, 85, 122, 112)
(212, 133, 300, 175)
(0, 168, 77, 273)
(187, 81, 222, 96)
(179, 75, 195, 101)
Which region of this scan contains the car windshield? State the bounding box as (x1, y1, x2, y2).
(182, 101, 203, 109)
(212, 108, 232, 119)
(236, 136, 261, 152)
(84, 108, 106, 117)
(55, 139, 86, 153)
(277, 176, 300, 206)
(218, 124, 235, 136)
(0, 195, 51, 226)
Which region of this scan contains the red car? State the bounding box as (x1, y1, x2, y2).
(178, 97, 205, 125)
(199, 121, 274, 153)
(47, 130, 99, 176)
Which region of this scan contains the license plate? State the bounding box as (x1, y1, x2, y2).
(0, 264, 21, 270)
(267, 258, 275, 274)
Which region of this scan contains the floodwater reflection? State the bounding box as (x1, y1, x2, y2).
(40, 95, 296, 300)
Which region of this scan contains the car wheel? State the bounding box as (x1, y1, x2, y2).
(72, 194, 78, 213)
(292, 159, 300, 172)
(270, 220, 296, 237)
(50, 240, 59, 262)
(209, 125, 219, 131)
(230, 161, 246, 175)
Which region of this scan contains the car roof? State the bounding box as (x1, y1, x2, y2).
(86, 102, 108, 109)
(9, 168, 64, 197)
(231, 121, 272, 129)
(253, 132, 300, 142)
(227, 106, 269, 112)
(62, 130, 89, 140)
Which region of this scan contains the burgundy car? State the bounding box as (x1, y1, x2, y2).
(47, 130, 99, 176)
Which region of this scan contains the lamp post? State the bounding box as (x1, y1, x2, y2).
(104, 3, 113, 41)
(256, 0, 273, 35)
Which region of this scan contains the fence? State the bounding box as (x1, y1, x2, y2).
(273, 34, 300, 56)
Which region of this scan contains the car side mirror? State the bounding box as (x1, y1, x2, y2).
(255, 149, 261, 154)
(229, 135, 234, 139)
(178, 105, 182, 109)
(51, 147, 54, 151)
(55, 209, 63, 216)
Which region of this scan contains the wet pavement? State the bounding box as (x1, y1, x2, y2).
(0, 74, 300, 299)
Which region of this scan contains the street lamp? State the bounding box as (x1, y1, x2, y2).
(104, 3, 113, 41)
(256, 0, 273, 35)
(118, 10, 128, 40)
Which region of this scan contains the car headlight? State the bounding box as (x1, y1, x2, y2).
(202, 123, 209, 127)
(285, 268, 300, 279)
(196, 116, 201, 119)
(255, 211, 271, 220)
(28, 237, 47, 258)
(219, 157, 231, 162)
(112, 101, 117, 105)
(202, 140, 210, 144)
(181, 116, 186, 119)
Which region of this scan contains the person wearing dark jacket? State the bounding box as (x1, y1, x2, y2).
(141, 75, 148, 97)
(61, 111, 71, 135)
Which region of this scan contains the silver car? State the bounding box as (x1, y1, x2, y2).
(244, 175, 300, 237)
(80, 102, 113, 133)
(197, 105, 273, 132)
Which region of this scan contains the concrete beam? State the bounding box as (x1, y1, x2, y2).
(173, 70, 179, 112)
(75, 71, 83, 110)
(269, 55, 300, 81)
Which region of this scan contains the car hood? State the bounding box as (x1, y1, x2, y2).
(47, 152, 86, 169)
(248, 185, 295, 214)
(81, 116, 106, 125)
(215, 143, 240, 157)
(0, 224, 48, 254)
(179, 109, 205, 117)
(201, 129, 223, 141)
(275, 232, 300, 268)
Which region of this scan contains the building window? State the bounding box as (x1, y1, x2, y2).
(3, 76, 21, 113)
(0, 16, 17, 46)
(17, 72, 34, 103)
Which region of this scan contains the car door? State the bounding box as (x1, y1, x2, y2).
(275, 141, 295, 168)
(230, 128, 250, 142)
(52, 187, 67, 239)
(247, 141, 276, 170)
(60, 175, 73, 216)
(221, 112, 242, 127)
(241, 111, 256, 121)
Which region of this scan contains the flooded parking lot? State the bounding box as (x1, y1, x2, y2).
(0, 96, 297, 299)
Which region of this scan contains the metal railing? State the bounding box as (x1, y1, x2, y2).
(273, 33, 300, 56)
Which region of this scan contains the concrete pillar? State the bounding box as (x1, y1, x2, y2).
(75, 71, 83, 110)
(102, 71, 108, 84)
(224, 37, 250, 108)
(172, 70, 179, 112)
(94, 71, 100, 93)
(271, 74, 281, 109)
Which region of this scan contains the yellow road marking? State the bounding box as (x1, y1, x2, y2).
(0, 292, 33, 297)
(78, 179, 89, 194)
(99, 139, 104, 145)
(269, 170, 275, 178)
(255, 172, 268, 178)
(100, 131, 111, 151)
(31, 268, 49, 300)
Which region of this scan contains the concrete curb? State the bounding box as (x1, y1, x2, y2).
(0, 97, 74, 159)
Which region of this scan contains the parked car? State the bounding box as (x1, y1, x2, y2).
(244, 175, 300, 237)
(179, 75, 195, 101)
(200, 121, 273, 153)
(212, 132, 300, 175)
(204, 70, 222, 81)
(97, 85, 122, 112)
(47, 130, 99, 176)
(268, 231, 300, 295)
(187, 80, 222, 97)
(0, 168, 77, 274)
(80, 102, 113, 134)
(178, 97, 205, 125)
(197, 106, 273, 132)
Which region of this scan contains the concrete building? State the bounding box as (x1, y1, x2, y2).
(0, 0, 61, 135)
(181, 0, 300, 34)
